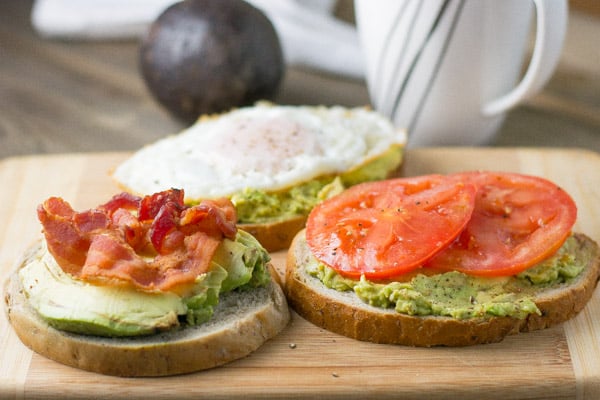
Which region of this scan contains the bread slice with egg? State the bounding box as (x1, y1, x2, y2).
(112, 103, 406, 251)
(4, 241, 290, 377)
(285, 230, 600, 347)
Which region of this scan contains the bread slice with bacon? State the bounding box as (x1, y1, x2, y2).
(3, 189, 289, 376)
(5, 247, 288, 376)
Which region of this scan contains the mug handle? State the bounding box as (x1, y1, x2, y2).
(482, 0, 568, 116)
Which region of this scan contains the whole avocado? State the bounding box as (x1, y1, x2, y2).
(140, 0, 284, 122)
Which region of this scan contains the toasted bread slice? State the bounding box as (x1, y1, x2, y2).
(285, 230, 600, 347)
(4, 242, 290, 377)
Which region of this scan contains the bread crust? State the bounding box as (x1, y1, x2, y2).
(240, 215, 307, 252)
(4, 242, 290, 377)
(285, 230, 600, 347)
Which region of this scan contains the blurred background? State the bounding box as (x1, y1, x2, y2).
(0, 0, 598, 159)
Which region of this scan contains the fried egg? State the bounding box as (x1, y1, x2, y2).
(113, 103, 406, 200)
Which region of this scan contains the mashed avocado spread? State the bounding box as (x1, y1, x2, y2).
(307, 235, 587, 319)
(230, 144, 403, 223)
(20, 230, 271, 337)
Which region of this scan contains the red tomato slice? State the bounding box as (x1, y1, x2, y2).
(305, 175, 477, 279)
(424, 171, 577, 276)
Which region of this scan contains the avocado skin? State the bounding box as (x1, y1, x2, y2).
(140, 0, 284, 122)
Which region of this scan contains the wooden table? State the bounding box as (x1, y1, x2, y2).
(1, 1, 600, 399)
(1, 148, 600, 400)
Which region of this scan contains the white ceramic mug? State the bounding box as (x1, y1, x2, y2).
(354, 0, 568, 147)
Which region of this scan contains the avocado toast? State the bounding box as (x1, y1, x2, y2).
(285, 172, 600, 346)
(4, 189, 289, 376)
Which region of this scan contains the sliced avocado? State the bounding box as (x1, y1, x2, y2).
(21, 231, 271, 337)
(184, 230, 271, 324)
(20, 249, 185, 337)
(234, 229, 271, 289)
(183, 265, 228, 326)
(213, 230, 263, 292)
(180, 231, 271, 326)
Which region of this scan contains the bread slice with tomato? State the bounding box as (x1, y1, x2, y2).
(4, 189, 289, 376)
(111, 102, 407, 252)
(285, 172, 600, 346)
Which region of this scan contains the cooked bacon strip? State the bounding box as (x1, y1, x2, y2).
(180, 199, 237, 239)
(139, 188, 185, 221)
(110, 208, 147, 251)
(37, 198, 104, 274)
(37, 189, 238, 292)
(73, 209, 110, 233)
(98, 192, 141, 216)
(150, 232, 221, 290)
(150, 200, 183, 254)
(82, 232, 146, 280)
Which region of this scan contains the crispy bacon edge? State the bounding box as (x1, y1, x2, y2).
(37, 189, 237, 292)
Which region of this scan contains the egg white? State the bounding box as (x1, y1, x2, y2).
(113, 103, 406, 200)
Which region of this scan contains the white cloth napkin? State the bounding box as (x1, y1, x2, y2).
(31, 0, 365, 79)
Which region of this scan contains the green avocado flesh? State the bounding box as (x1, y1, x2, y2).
(20, 230, 271, 337)
(230, 144, 403, 224)
(307, 235, 588, 319)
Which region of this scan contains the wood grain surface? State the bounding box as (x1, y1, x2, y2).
(1, 148, 599, 400)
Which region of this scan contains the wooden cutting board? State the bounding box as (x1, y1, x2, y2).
(1, 148, 599, 400)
